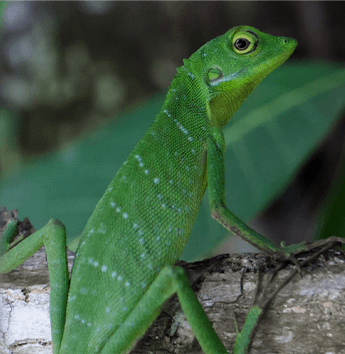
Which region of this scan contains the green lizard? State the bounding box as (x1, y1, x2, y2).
(0, 26, 297, 353)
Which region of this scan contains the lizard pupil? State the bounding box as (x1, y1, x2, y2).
(234, 38, 250, 50)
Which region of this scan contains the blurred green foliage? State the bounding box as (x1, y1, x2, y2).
(317, 148, 345, 240)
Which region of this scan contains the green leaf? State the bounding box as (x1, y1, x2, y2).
(1, 62, 344, 261)
(316, 153, 345, 240)
(224, 62, 345, 221)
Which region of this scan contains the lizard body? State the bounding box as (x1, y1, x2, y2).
(0, 26, 297, 353)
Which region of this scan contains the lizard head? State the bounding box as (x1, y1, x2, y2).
(198, 25, 297, 129)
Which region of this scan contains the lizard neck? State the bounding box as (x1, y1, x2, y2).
(158, 60, 209, 137)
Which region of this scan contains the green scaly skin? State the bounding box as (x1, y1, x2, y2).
(0, 26, 297, 353)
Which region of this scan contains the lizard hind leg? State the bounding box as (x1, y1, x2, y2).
(99, 265, 228, 354)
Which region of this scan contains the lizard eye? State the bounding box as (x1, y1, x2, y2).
(206, 66, 223, 85)
(234, 38, 250, 51)
(231, 30, 259, 55)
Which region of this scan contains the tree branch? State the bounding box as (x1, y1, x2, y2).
(1, 245, 345, 354)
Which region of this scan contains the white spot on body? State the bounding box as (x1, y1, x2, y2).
(89, 258, 99, 267)
(98, 224, 106, 234)
(122, 212, 128, 219)
(164, 109, 172, 118)
(173, 118, 189, 135)
(154, 178, 160, 184)
(102, 265, 107, 272)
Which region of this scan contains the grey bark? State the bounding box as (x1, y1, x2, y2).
(1, 246, 345, 354)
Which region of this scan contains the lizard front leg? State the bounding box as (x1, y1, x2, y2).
(206, 127, 290, 261)
(0, 219, 69, 353)
(206, 127, 345, 261)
